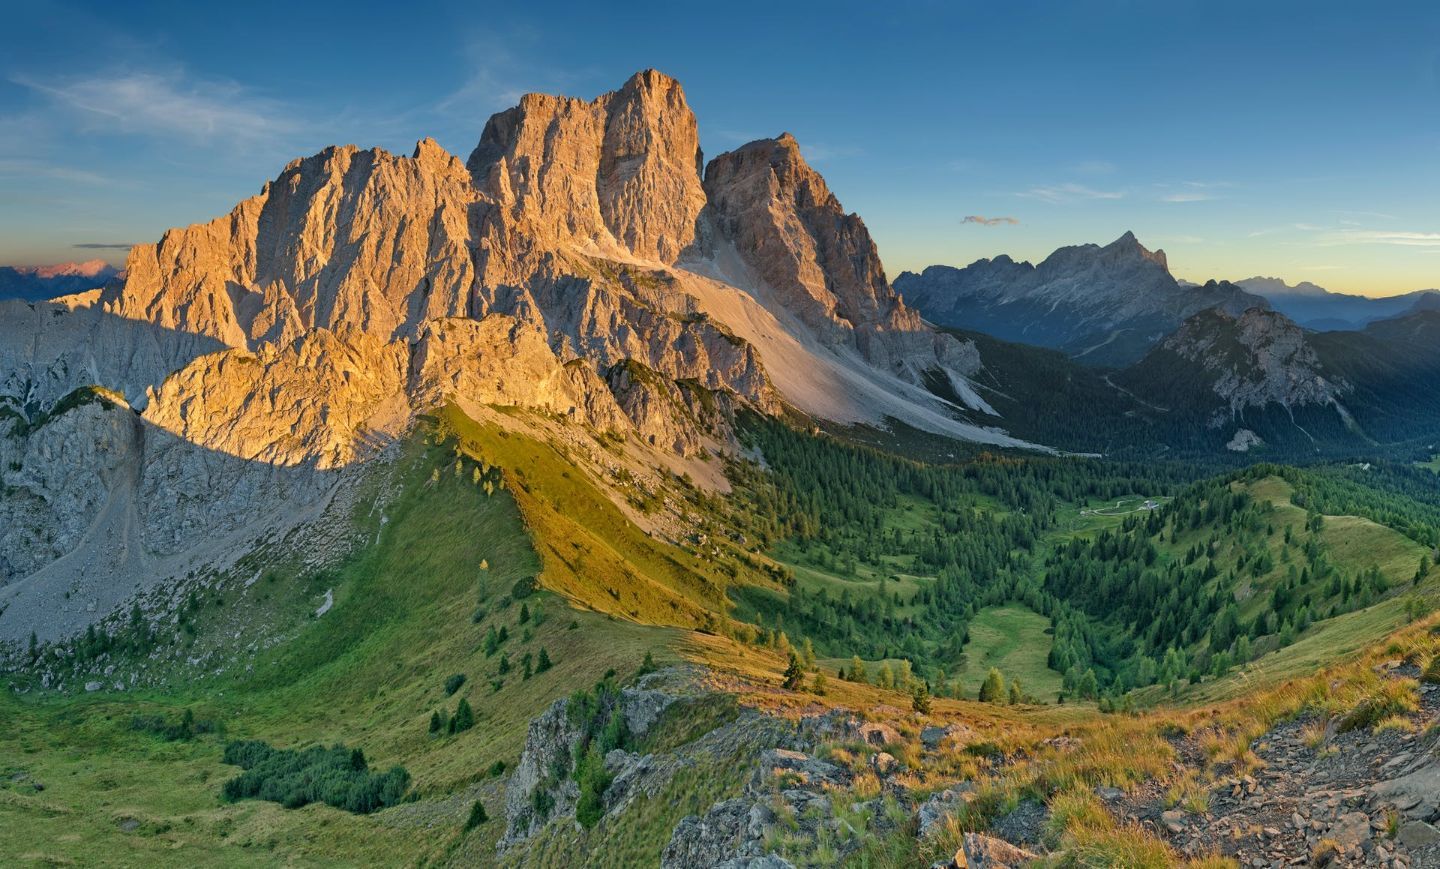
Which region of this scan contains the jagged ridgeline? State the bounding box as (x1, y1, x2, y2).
(4, 69, 1440, 868)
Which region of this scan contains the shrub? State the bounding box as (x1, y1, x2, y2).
(131, 708, 219, 741)
(488, 760, 507, 777)
(220, 740, 410, 814)
(574, 746, 613, 828)
(444, 674, 466, 696)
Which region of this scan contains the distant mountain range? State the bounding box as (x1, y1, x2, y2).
(1235, 276, 1438, 331)
(934, 300, 1440, 458)
(896, 232, 1265, 366)
(0, 259, 120, 302)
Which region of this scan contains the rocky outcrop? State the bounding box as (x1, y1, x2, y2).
(662, 747, 861, 868)
(929, 833, 1038, 869)
(1148, 307, 1348, 427)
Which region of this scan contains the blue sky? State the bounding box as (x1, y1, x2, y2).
(3, 0, 1439, 296)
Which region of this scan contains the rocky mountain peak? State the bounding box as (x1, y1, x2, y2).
(701, 132, 909, 336)
(1104, 230, 1168, 271)
(467, 67, 705, 264)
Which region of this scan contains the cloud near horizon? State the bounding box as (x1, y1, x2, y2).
(961, 215, 1019, 226)
(73, 242, 133, 249)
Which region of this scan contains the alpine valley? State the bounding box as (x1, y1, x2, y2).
(4, 69, 1440, 869)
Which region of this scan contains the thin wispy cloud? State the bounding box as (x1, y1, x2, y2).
(1248, 223, 1324, 237)
(14, 69, 302, 146)
(1321, 230, 1440, 248)
(1159, 180, 1229, 203)
(0, 158, 111, 186)
(961, 215, 1019, 226)
(73, 242, 133, 250)
(1016, 182, 1124, 203)
(437, 30, 586, 120)
(1161, 192, 1214, 203)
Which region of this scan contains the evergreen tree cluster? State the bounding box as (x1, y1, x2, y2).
(220, 740, 410, 814)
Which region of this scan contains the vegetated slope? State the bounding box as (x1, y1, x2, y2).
(932, 327, 1165, 456)
(1308, 310, 1440, 446)
(5, 409, 1439, 867)
(1045, 469, 1435, 706)
(957, 604, 1064, 700)
(0, 420, 679, 865)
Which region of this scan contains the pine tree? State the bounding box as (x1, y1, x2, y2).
(519, 603, 530, 624)
(465, 799, 488, 830)
(781, 653, 805, 690)
(429, 711, 443, 734)
(850, 655, 868, 684)
(812, 672, 828, 695)
(536, 647, 553, 673)
(979, 668, 1005, 703)
(911, 682, 931, 714)
(1008, 680, 1023, 705)
(801, 637, 816, 670)
(452, 698, 475, 732)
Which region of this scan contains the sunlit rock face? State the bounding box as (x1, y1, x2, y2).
(0, 70, 1005, 625)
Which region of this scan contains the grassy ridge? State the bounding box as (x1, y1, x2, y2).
(439, 404, 742, 628)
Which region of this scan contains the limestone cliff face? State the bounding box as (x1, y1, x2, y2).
(111, 140, 477, 347)
(141, 329, 410, 469)
(468, 69, 705, 266)
(702, 133, 903, 334)
(699, 133, 981, 382)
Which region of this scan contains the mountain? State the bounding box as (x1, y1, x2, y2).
(1114, 306, 1352, 452)
(0, 259, 120, 301)
(0, 70, 1034, 645)
(1113, 305, 1440, 454)
(1236, 275, 1437, 331)
(896, 232, 1264, 366)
